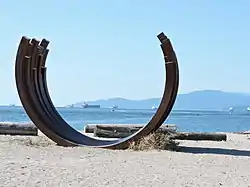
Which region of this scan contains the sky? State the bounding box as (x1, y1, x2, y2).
(0, 1, 250, 106)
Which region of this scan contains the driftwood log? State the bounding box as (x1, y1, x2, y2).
(93, 125, 227, 141)
(0, 122, 38, 136)
(93, 125, 176, 138)
(85, 124, 177, 133)
(171, 132, 227, 141)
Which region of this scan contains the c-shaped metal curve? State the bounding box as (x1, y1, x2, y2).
(15, 38, 74, 146)
(15, 32, 179, 149)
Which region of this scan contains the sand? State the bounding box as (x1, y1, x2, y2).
(0, 132, 250, 187)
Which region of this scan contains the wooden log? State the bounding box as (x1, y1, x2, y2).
(84, 124, 177, 133)
(95, 125, 177, 133)
(0, 122, 38, 136)
(94, 128, 130, 138)
(93, 126, 227, 141)
(93, 125, 177, 139)
(171, 132, 227, 141)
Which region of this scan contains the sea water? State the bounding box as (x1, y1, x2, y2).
(0, 106, 250, 133)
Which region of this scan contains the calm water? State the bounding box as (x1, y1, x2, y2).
(0, 106, 250, 132)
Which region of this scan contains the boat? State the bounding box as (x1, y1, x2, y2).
(110, 104, 118, 112)
(82, 102, 100, 108)
(151, 105, 158, 110)
(247, 107, 250, 112)
(68, 104, 74, 108)
(228, 106, 234, 115)
(112, 104, 118, 109)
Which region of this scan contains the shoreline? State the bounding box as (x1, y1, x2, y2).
(0, 132, 250, 186)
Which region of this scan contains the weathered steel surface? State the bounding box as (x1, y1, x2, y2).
(14, 32, 179, 149)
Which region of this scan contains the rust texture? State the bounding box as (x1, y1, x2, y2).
(14, 32, 179, 149)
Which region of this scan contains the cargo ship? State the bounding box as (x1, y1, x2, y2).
(82, 102, 100, 108)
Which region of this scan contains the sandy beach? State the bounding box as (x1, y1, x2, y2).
(0, 132, 250, 187)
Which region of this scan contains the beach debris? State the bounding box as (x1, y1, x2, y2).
(84, 123, 177, 134)
(93, 124, 177, 138)
(92, 125, 227, 141)
(0, 122, 38, 136)
(170, 132, 227, 141)
(128, 132, 179, 151)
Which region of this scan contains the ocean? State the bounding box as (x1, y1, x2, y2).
(0, 106, 250, 133)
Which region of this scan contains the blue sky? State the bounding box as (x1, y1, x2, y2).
(0, 1, 249, 106)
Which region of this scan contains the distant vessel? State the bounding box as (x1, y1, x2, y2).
(151, 105, 158, 110)
(82, 102, 100, 108)
(228, 106, 234, 115)
(110, 104, 118, 112)
(64, 104, 74, 108)
(247, 107, 250, 112)
(112, 104, 118, 109)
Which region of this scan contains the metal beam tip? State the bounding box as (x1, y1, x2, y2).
(157, 32, 168, 43)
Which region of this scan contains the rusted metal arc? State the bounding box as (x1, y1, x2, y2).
(29, 41, 75, 146)
(35, 51, 108, 145)
(153, 33, 179, 131)
(15, 32, 179, 149)
(15, 38, 73, 146)
(36, 45, 105, 145)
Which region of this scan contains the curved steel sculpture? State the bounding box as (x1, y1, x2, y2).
(15, 32, 179, 149)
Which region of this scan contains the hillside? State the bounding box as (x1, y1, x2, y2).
(72, 90, 250, 110)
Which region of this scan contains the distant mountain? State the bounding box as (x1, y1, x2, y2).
(173, 90, 250, 110)
(72, 90, 250, 110)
